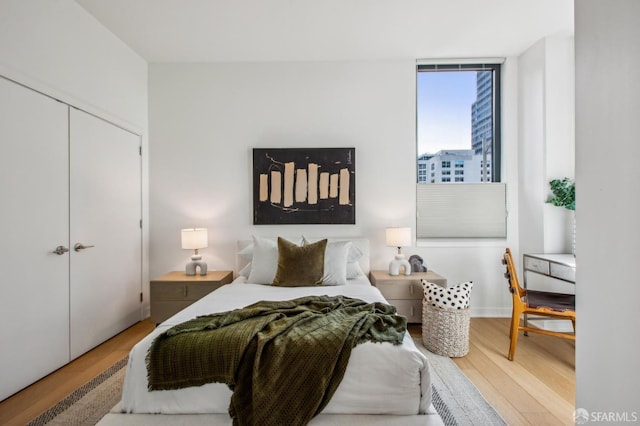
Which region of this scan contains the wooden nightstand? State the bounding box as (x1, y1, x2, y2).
(369, 270, 447, 323)
(150, 270, 233, 324)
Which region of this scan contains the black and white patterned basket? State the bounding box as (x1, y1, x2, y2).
(422, 300, 470, 357)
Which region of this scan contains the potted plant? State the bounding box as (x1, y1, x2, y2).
(546, 177, 575, 211)
(546, 177, 576, 254)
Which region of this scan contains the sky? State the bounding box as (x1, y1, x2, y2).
(416, 71, 477, 156)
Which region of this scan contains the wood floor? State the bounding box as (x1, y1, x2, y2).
(0, 318, 574, 426)
(429, 318, 574, 425)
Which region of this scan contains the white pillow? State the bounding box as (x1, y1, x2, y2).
(302, 237, 351, 285)
(421, 280, 473, 310)
(238, 244, 254, 261)
(247, 236, 279, 284)
(241, 236, 305, 282)
(322, 240, 351, 285)
(346, 245, 364, 279)
(238, 262, 251, 277)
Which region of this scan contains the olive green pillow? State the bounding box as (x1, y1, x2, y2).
(272, 237, 327, 287)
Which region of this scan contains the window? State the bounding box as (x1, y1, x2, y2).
(416, 61, 506, 238)
(417, 63, 501, 182)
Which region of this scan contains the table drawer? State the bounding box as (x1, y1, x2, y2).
(550, 263, 576, 282)
(151, 282, 219, 301)
(151, 283, 188, 300)
(524, 256, 550, 274)
(389, 299, 422, 323)
(375, 281, 422, 299)
(150, 301, 194, 323)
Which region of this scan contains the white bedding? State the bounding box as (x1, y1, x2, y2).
(122, 275, 431, 415)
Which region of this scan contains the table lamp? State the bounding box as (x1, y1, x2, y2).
(386, 227, 412, 276)
(181, 228, 208, 276)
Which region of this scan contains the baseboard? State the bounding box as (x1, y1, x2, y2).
(470, 307, 511, 318)
(527, 318, 574, 332)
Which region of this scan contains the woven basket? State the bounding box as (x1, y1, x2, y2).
(422, 300, 470, 357)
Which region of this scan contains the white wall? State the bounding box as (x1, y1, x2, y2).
(517, 34, 576, 295)
(0, 0, 150, 310)
(575, 0, 640, 416)
(149, 59, 521, 317)
(518, 34, 575, 257)
(0, 0, 147, 130)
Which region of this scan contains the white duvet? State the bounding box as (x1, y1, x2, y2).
(122, 276, 431, 415)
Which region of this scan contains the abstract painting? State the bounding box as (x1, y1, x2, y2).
(253, 148, 355, 224)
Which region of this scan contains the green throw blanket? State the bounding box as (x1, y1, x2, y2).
(146, 295, 407, 426)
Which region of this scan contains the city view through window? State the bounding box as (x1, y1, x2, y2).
(417, 67, 496, 184)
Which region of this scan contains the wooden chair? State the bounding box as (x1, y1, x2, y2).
(502, 248, 575, 361)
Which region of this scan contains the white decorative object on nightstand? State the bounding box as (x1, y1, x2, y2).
(181, 228, 209, 276)
(370, 270, 447, 323)
(385, 227, 412, 276)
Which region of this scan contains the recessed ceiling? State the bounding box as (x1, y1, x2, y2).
(75, 0, 573, 63)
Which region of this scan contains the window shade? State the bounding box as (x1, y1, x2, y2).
(416, 183, 507, 238)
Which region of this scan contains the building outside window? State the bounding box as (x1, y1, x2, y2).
(416, 61, 506, 238)
(416, 63, 501, 184)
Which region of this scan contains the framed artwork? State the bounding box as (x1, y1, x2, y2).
(253, 148, 355, 225)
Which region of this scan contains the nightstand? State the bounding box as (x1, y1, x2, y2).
(369, 270, 447, 323)
(150, 270, 233, 324)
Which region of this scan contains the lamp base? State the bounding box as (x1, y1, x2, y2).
(185, 254, 208, 276)
(389, 254, 411, 276)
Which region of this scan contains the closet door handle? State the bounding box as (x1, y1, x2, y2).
(53, 245, 69, 255)
(74, 243, 95, 252)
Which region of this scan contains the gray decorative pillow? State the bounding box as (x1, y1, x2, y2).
(421, 280, 473, 309)
(273, 238, 327, 287)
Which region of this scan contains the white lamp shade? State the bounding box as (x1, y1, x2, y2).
(181, 228, 208, 250)
(386, 227, 411, 248)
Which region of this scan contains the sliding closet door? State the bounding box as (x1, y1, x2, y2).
(69, 108, 142, 359)
(0, 78, 70, 400)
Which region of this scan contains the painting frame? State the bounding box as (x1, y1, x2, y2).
(252, 148, 355, 225)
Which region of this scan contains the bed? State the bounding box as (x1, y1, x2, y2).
(115, 237, 441, 425)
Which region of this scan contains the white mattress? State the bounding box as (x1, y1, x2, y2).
(122, 276, 431, 415)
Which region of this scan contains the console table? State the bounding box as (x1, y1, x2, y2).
(522, 253, 575, 330)
(523, 253, 576, 284)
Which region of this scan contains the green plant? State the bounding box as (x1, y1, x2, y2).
(546, 177, 575, 211)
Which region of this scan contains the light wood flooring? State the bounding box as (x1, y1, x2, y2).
(0, 318, 574, 426)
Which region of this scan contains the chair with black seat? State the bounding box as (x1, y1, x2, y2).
(502, 248, 575, 361)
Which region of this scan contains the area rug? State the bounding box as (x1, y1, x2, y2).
(28, 341, 504, 426)
(27, 357, 128, 426)
(414, 339, 506, 426)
